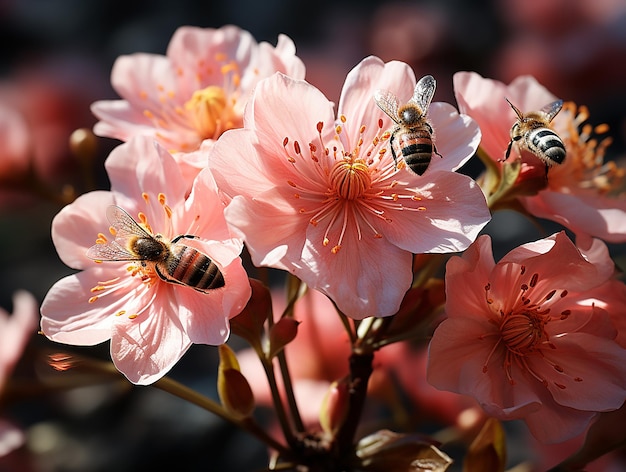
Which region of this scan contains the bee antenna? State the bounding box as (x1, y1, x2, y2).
(505, 97, 523, 119)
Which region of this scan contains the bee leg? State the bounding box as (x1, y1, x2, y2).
(434, 143, 443, 158)
(501, 137, 520, 163)
(171, 234, 199, 243)
(389, 133, 399, 169)
(154, 265, 184, 285)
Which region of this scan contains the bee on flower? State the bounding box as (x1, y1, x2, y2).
(207, 56, 491, 319)
(454, 71, 626, 243)
(40, 136, 251, 385)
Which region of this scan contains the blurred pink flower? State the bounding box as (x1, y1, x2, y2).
(208, 56, 490, 319)
(40, 136, 251, 385)
(427, 231, 626, 443)
(0, 291, 38, 457)
(454, 71, 626, 243)
(91, 25, 305, 158)
(0, 104, 30, 183)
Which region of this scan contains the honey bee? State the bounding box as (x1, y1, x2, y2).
(374, 74, 442, 175)
(87, 205, 225, 292)
(504, 98, 566, 170)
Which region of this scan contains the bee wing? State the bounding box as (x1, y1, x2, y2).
(106, 205, 152, 240)
(540, 99, 564, 122)
(86, 239, 141, 261)
(374, 89, 400, 124)
(85, 205, 150, 262)
(409, 75, 436, 112)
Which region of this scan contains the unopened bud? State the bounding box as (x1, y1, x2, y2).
(217, 344, 255, 419)
(267, 317, 300, 358)
(69, 128, 98, 164)
(230, 279, 272, 351)
(319, 378, 350, 437)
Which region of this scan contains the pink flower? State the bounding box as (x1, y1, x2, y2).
(0, 104, 30, 182)
(40, 136, 251, 385)
(427, 231, 626, 443)
(91, 25, 305, 157)
(0, 291, 38, 393)
(453, 71, 626, 242)
(208, 56, 490, 319)
(0, 291, 38, 458)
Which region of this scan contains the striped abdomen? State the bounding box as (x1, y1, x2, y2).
(528, 128, 566, 165)
(159, 244, 225, 291)
(393, 128, 433, 176)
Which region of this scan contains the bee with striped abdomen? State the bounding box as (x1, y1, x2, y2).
(374, 74, 442, 176)
(87, 205, 224, 292)
(505, 98, 566, 171)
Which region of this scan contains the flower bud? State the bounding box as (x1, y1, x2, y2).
(319, 378, 350, 437)
(267, 317, 299, 358)
(217, 344, 255, 420)
(230, 278, 272, 351)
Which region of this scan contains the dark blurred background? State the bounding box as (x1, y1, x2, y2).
(0, 0, 625, 470)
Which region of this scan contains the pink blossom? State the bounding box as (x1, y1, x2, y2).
(40, 136, 251, 385)
(427, 231, 626, 443)
(0, 104, 30, 182)
(0, 291, 38, 393)
(208, 56, 490, 319)
(0, 291, 38, 457)
(91, 25, 305, 158)
(453, 71, 626, 242)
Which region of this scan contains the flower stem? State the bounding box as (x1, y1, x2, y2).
(331, 348, 374, 460)
(154, 375, 289, 456)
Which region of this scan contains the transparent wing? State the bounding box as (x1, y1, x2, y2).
(106, 205, 152, 239)
(85, 205, 150, 261)
(374, 89, 400, 124)
(409, 75, 436, 112)
(540, 99, 563, 122)
(86, 239, 140, 261)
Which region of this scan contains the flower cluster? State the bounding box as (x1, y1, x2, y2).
(32, 24, 626, 471)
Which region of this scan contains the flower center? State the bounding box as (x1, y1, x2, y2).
(499, 311, 547, 356)
(183, 85, 232, 141)
(329, 159, 372, 200)
(481, 267, 580, 388)
(279, 118, 423, 254)
(139, 53, 242, 151)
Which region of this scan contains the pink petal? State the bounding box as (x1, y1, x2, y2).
(523, 405, 596, 444)
(522, 190, 626, 243)
(531, 333, 626, 411)
(224, 195, 307, 270)
(252, 73, 336, 150)
(338, 56, 415, 140)
(106, 136, 188, 209)
(0, 291, 38, 389)
(428, 102, 481, 172)
(443, 235, 497, 320)
(110, 291, 192, 385)
(51, 191, 114, 270)
(383, 171, 490, 254)
(40, 269, 138, 346)
(301, 227, 413, 319)
(207, 128, 280, 196)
